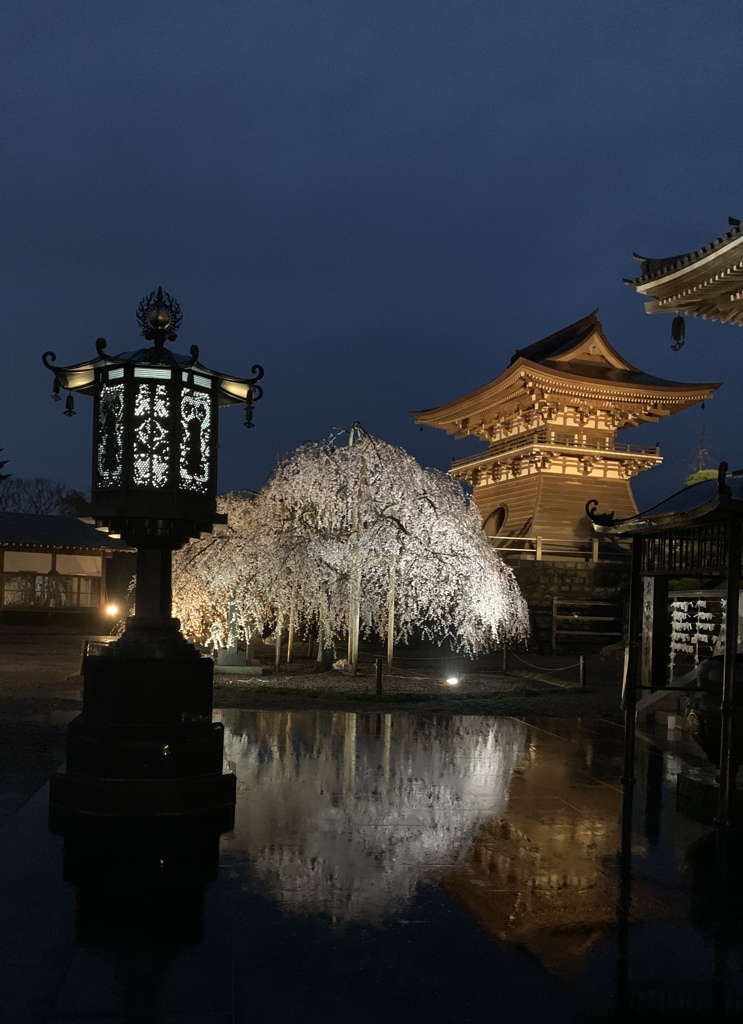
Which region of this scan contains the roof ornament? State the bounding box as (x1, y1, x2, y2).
(585, 499, 615, 526)
(671, 315, 685, 351)
(135, 286, 183, 345)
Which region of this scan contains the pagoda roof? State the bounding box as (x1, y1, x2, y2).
(626, 217, 743, 326)
(509, 309, 613, 364)
(411, 312, 720, 433)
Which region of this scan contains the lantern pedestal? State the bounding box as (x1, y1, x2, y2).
(49, 617, 235, 832)
(43, 287, 263, 834)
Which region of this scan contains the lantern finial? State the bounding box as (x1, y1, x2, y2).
(136, 286, 183, 345)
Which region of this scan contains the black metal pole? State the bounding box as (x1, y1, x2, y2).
(375, 656, 383, 696)
(621, 535, 643, 808)
(717, 518, 741, 827)
(614, 534, 644, 1015)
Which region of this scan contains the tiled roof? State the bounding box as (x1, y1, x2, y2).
(626, 217, 743, 286)
(595, 468, 743, 534)
(509, 310, 600, 365)
(0, 513, 131, 551)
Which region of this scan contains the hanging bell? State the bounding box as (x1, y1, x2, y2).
(52, 377, 61, 402)
(63, 393, 76, 417)
(671, 315, 685, 351)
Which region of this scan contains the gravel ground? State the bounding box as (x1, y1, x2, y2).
(212, 664, 623, 718)
(0, 628, 625, 825)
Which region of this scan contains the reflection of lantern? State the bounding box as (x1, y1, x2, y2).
(43, 288, 264, 829)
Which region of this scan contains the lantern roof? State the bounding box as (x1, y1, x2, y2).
(42, 286, 263, 409)
(43, 343, 262, 407)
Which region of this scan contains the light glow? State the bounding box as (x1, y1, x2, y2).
(133, 382, 170, 487)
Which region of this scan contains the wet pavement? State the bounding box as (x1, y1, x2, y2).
(1, 710, 742, 1022)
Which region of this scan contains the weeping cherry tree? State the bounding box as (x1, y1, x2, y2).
(173, 425, 529, 669)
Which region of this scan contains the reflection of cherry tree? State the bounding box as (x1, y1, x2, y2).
(220, 710, 527, 923)
(173, 425, 529, 666)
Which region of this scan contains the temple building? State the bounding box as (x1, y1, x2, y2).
(626, 216, 743, 326)
(412, 311, 719, 560)
(413, 312, 720, 649)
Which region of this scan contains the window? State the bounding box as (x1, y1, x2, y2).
(484, 506, 507, 537)
(3, 571, 101, 608)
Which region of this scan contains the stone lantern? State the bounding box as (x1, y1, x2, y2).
(43, 287, 263, 828)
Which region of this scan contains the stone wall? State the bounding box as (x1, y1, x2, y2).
(511, 558, 631, 653)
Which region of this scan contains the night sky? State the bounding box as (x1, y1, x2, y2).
(3, 1, 742, 512)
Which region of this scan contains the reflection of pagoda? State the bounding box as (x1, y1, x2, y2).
(412, 312, 719, 559)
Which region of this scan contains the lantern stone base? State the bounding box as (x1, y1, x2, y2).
(49, 769, 235, 832)
(48, 639, 235, 830)
(62, 819, 221, 951)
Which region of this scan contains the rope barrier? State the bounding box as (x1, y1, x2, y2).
(354, 652, 471, 666)
(509, 651, 582, 673)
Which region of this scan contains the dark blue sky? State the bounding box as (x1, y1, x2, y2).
(3, 0, 742, 510)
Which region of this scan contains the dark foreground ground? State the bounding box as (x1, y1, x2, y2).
(0, 627, 625, 826)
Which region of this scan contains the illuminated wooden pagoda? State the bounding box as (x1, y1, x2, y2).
(413, 311, 720, 559)
(626, 216, 743, 328)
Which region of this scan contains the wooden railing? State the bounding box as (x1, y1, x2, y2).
(489, 535, 629, 563)
(451, 437, 660, 471)
(551, 597, 624, 652)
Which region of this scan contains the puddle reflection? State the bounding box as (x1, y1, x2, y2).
(37, 710, 743, 1021)
(221, 711, 526, 922)
(217, 712, 683, 983)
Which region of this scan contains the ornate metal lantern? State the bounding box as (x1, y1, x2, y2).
(43, 288, 263, 830)
(44, 287, 263, 549)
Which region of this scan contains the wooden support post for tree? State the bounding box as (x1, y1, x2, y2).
(315, 611, 324, 662)
(287, 579, 297, 664)
(274, 608, 283, 675)
(348, 571, 361, 674)
(348, 563, 361, 674)
(375, 656, 383, 695)
(502, 645, 508, 673)
(579, 654, 586, 688)
(387, 564, 396, 667)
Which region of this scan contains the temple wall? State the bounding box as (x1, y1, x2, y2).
(529, 476, 637, 541)
(473, 473, 638, 545)
(473, 476, 540, 537)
